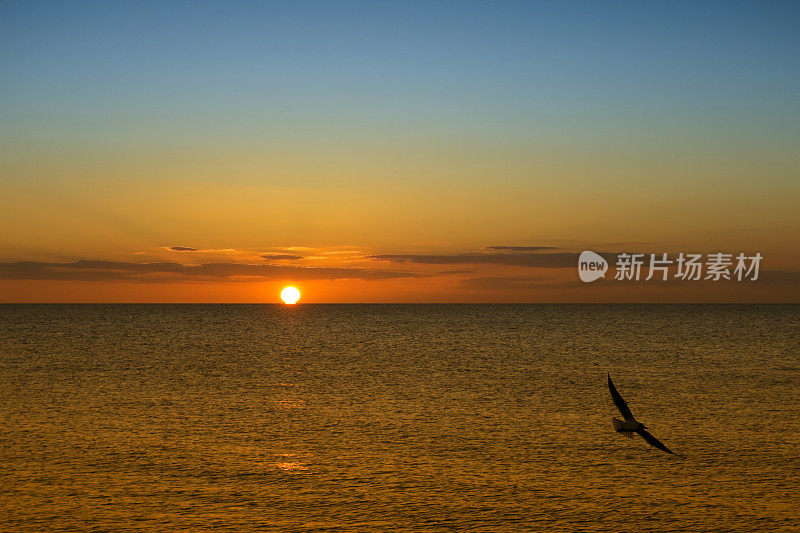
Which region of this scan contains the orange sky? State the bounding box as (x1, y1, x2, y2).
(1, 244, 797, 303)
(1, 3, 798, 302)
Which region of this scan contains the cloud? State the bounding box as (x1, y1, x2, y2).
(371, 251, 599, 268)
(458, 276, 546, 290)
(372, 249, 754, 270)
(521, 269, 800, 290)
(484, 246, 558, 251)
(456, 270, 800, 292)
(164, 246, 239, 254)
(261, 254, 304, 260)
(726, 269, 800, 286)
(0, 260, 419, 283)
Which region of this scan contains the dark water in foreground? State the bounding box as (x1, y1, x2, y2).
(1, 304, 799, 532)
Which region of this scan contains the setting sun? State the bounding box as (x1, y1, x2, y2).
(280, 286, 301, 304)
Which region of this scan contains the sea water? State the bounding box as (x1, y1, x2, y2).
(1, 304, 798, 531)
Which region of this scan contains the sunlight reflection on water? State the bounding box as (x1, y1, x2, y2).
(1, 304, 799, 531)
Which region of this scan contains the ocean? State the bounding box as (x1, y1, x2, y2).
(1, 304, 798, 532)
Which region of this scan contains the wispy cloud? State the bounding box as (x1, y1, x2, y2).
(164, 246, 237, 254)
(0, 260, 419, 283)
(458, 276, 546, 290)
(370, 251, 596, 268)
(484, 246, 558, 251)
(457, 271, 800, 292)
(261, 254, 304, 260)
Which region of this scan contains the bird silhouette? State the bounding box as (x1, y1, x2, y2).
(607, 373, 683, 457)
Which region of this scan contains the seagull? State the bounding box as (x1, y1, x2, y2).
(607, 373, 683, 457)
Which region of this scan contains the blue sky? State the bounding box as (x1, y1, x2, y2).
(3, 1, 798, 146)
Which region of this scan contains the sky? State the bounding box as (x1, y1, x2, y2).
(1, 0, 798, 302)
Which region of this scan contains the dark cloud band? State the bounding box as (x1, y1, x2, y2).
(370, 251, 600, 268)
(0, 260, 418, 283)
(261, 254, 304, 260)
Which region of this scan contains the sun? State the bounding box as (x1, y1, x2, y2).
(280, 286, 301, 304)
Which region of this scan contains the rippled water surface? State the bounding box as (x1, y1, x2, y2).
(1, 304, 799, 532)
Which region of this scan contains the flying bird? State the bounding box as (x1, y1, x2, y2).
(607, 373, 683, 457)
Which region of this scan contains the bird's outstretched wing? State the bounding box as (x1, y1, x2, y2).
(607, 373, 634, 421)
(637, 429, 681, 456)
